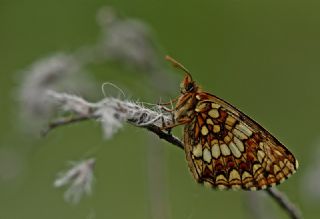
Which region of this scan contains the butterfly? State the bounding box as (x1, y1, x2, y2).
(165, 56, 298, 191)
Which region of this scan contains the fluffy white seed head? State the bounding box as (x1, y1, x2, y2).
(54, 158, 96, 204)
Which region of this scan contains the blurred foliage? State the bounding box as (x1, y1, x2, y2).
(0, 0, 320, 218)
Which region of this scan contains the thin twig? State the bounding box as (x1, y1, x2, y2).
(43, 92, 301, 219)
(42, 115, 183, 150)
(266, 188, 302, 219)
(144, 124, 184, 150)
(41, 115, 97, 137)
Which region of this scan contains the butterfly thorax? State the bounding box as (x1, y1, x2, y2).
(174, 92, 197, 124)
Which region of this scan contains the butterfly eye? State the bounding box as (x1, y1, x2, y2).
(180, 81, 194, 93)
(185, 82, 194, 92)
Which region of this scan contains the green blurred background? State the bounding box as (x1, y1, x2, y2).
(1, 0, 320, 218)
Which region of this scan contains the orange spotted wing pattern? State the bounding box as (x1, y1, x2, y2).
(166, 56, 298, 191)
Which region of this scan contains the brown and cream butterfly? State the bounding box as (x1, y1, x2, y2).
(165, 56, 298, 191)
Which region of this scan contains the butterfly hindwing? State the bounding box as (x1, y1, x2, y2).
(184, 92, 298, 191)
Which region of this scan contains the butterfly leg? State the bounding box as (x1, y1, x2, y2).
(157, 101, 175, 114)
(160, 117, 192, 130)
(157, 96, 178, 107)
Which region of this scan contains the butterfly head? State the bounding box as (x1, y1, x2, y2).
(180, 73, 197, 94)
(165, 55, 198, 94)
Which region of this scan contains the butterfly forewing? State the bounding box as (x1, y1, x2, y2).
(183, 92, 298, 191)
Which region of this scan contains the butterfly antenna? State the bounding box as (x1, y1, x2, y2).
(165, 55, 193, 80)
